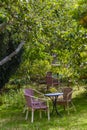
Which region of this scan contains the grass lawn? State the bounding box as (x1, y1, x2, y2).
(0, 85, 87, 130)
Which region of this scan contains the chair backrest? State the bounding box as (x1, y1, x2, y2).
(24, 89, 34, 107)
(46, 72, 59, 86)
(46, 76, 53, 85)
(46, 72, 53, 85)
(24, 88, 34, 96)
(62, 87, 72, 101)
(24, 94, 33, 107)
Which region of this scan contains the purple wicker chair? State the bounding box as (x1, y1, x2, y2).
(24, 88, 50, 122)
(46, 72, 59, 90)
(57, 87, 76, 114)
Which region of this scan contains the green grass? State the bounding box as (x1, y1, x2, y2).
(0, 85, 87, 130)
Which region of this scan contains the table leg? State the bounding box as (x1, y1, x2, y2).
(51, 96, 62, 116)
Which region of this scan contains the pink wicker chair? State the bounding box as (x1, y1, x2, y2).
(24, 88, 50, 122)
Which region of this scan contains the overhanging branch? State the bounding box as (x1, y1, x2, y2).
(0, 41, 25, 66)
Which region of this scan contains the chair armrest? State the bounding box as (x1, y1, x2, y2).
(25, 94, 48, 101)
(32, 89, 44, 96)
(66, 90, 73, 100)
(32, 95, 48, 101)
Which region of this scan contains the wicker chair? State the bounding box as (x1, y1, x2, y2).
(46, 72, 59, 90)
(24, 88, 50, 122)
(57, 87, 76, 114)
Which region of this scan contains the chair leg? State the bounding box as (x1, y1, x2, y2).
(23, 105, 27, 113)
(71, 101, 76, 112)
(48, 108, 50, 120)
(25, 109, 29, 120)
(31, 109, 34, 123)
(66, 103, 69, 115)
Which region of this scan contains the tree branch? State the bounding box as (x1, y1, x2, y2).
(0, 41, 25, 66)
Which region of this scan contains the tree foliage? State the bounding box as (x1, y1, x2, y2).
(0, 0, 87, 88)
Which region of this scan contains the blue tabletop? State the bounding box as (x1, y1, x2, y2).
(44, 92, 63, 97)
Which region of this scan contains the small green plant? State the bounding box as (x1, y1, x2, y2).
(2, 88, 25, 109)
